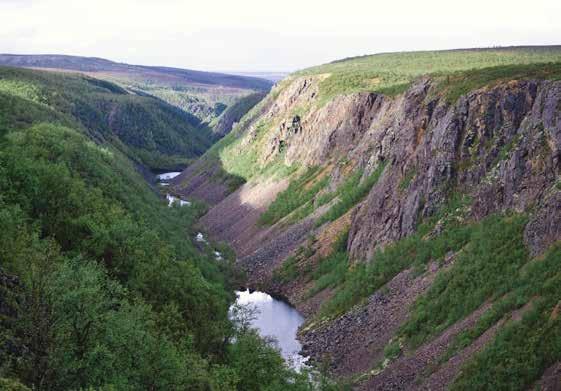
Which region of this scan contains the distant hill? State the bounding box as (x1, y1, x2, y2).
(0, 54, 273, 130)
(226, 71, 289, 82)
(0, 54, 272, 90)
(0, 66, 217, 170)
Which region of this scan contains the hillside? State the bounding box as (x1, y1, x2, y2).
(0, 66, 220, 170)
(0, 65, 319, 389)
(0, 54, 273, 131)
(174, 46, 561, 390)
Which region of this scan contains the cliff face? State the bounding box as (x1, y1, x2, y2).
(174, 68, 561, 389)
(349, 79, 561, 261)
(185, 75, 561, 259)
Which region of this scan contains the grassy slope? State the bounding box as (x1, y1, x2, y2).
(296, 46, 561, 102)
(0, 66, 216, 170)
(209, 91, 268, 136)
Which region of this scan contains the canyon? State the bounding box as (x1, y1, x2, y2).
(172, 47, 561, 389)
(2, 46, 561, 390)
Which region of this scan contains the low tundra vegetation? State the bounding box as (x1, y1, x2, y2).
(305, 229, 350, 298)
(296, 47, 561, 103)
(315, 162, 387, 227)
(400, 213, 529, 347)
(450, 244, 561, 390)
(260, 160, 387, 229)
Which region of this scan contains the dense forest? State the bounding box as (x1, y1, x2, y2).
(0, 67, 218, 171)
(0, 68, 322, 390)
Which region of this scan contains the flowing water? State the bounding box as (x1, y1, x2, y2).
(157, 172, 307, 368)
(157, 172, 192, 207)
(157, 172, 181, 181)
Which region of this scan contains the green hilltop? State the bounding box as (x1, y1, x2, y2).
(296, 46, 561, 102)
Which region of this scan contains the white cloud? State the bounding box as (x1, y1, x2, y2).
(0, 0, 560, 71)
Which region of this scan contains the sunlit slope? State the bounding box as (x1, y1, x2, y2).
(296, 45, 561, 101)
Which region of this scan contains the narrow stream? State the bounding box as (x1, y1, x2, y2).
(156, 172, 192, 207)
(166, 194, 191, 206)
(156, 172, 307, 369)
(157, 171, 181, 181)
(232, 290, 308, 370)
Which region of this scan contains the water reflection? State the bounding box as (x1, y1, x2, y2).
(157, 172, 181, 181)
(232, 290, 307, 369)
(166, 194, 191, 207)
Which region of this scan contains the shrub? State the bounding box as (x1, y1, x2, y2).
(259, 166, 328, 226)
(316, 162, 387, 227)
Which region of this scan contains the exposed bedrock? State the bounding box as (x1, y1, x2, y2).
(176, 75, 561, 388)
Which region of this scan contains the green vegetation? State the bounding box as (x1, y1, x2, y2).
(271, 240, 316, 285)
(217, 119, 277, 180)
(0, 125, 315, 390)
(316, 194, 471, 318)
(314, 198, 531, 338)
(0, 71, 315, 389)
(131, 84, 234, 123)
(272, 255, 301, 285)
(176, 82, 308, 195)
(0, 67, 215, 170)
(306, 230, 350, 298)
(259, 167, 329, 226)
(259, 161, 386, 229)
(316, 162, 387, 227)
(226, 326, 312, 390)
(197, 107, 299, 193)
(210, 92, 267, 135)
(399, 168, 416, 192)
(0, 378, 30, 391)
(0, 124, 228, 389)
(101, 71, 270, 129)
(296, 46, 561, 103)
(435, 61, 561, 103)
(0, 54, 273, 127)
(182, 47, 561, 200)
(451, 244, 561, 390)
(400, 214, 528, 347)
(302, 191, 557, 389)
(383, 340, 402, 361)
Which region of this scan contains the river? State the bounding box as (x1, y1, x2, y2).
(232, 289, 308, 370)
(156, 172, 192, 207)
(156, 172, 307, 368)
(157, 171, 181, 181)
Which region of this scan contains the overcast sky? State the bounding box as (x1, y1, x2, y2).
(1, 0, 560, 72)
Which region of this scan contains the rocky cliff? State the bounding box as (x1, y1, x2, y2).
(173, 49, 561, 390)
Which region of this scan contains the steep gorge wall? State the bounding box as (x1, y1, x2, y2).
(187, 75, 561, 260)
(348, 79, 561, 261)
(174, 74, 561, 388)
